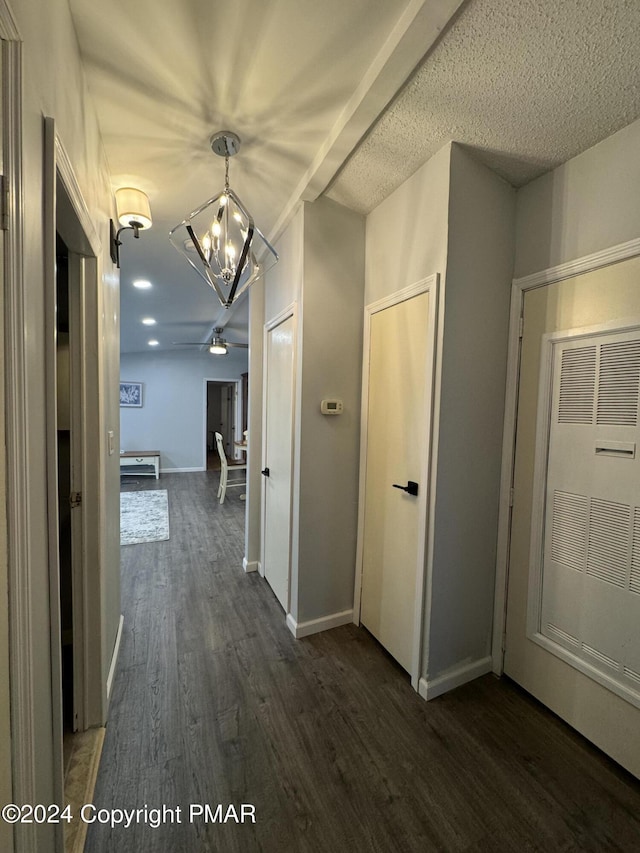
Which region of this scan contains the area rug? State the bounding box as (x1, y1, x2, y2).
(120, 489, 170, 545)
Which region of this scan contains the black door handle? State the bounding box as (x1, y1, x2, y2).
(261, 468, 270, 477)
(393, 480, 418, 496)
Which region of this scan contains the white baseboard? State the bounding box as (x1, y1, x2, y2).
(106, 615, 124, 700)
(418, 655, 493, 701)
(286, 609, 354, 639)
(243, 558, 260, 574)
(160, 466, 205, 474)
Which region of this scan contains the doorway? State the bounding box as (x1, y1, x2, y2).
(355, 277, 438, 688)
(261, 306, 296, 611)
(205, 380, 240, 470)
(55, 234, 79, 734)
(502, 253, 640, 778)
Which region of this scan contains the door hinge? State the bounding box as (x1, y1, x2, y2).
(70, 491, 82, 508)
(0, 175, 8, 231)
(518, 315, 524, 339)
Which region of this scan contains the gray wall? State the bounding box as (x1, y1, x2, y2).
(120, 349, 248, 471)
(261, 199, 365, 626)
(296, 197, 365, 623)
(427, 144, 515, 679)
(245, 284, 265, 572)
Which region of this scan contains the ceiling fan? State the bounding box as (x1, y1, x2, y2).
(173, 327, 248, 355)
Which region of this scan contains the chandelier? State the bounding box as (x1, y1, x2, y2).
(169, 131, 278, 308)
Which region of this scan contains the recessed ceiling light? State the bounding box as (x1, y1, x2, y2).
(148, 339, 159, 346)
(142, 317, 156, 325)
(133, 279, 152, 289)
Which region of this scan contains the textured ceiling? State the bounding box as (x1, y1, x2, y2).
(327, 0, 640, 213)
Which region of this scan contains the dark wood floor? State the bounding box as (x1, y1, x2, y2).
(87, 472, 640, 852)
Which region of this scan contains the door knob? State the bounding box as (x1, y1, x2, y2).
(393, 480, 418, 496)
(261, 467, 270, 477)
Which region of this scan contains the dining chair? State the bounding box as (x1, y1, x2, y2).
(215, 432, 246, 504)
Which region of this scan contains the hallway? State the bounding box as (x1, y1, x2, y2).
(87, 473, 640, 852)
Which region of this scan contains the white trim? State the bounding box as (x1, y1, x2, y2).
(286, 609, 353, 639)
(106, 615, 124, 700)
(3, 28, 39, 853)
(0, 0, 20, 39)
(492, 238, 640, 675)
(513, 237, 640, 292)
(354, 274, 440, 692)
(242, 558, 259, 574)
(43, 117, 64, 816)
(54, 134, 101, 257)
(530, 633, 640, 711)
(418, 656, 493, 701)
(160, 466, 205, 474)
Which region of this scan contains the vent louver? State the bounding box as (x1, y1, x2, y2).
(550, 491, 588, 572)
(586, 498, 630, 588)
(596, 339, 640, 426)
(558, 346, 596, 424)
(630, 509, 640, 595)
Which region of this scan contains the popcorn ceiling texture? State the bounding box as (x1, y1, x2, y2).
(327, 0, 640, 214)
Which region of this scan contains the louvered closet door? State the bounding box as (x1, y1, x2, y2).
(504, 255, 640, 779)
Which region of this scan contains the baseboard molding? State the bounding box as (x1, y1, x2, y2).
(160, 466, 205, 474)
(243, 558, 260, 574)
(106, 615, 124, 701)
(286, 609, 354, 639)
(418, 656, 493, 701)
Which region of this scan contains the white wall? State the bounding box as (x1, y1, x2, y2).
(366, 143, 451, 304)
(120, 349, 248, 471)
(6, 0, 118, 849)
(265, 205, 304, 322)
(515, 117, 640, 277)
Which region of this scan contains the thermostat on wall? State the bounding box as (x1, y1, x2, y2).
(321, 399, 343, 415)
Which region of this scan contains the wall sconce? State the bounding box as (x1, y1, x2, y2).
(110, 187, 152, 268)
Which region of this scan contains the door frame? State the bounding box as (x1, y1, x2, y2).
(353, 274, 439, 691)
(44, 117, 104, 815)
(201, 377, 242, 468)
(2, 15, 42, 853)
(492, 236, 640, 675)
(260, 302, 298, 599)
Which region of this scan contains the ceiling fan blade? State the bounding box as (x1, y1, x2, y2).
(226, 342, 249, 348)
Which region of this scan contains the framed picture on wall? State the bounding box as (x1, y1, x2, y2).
(120, 381, 143, 408)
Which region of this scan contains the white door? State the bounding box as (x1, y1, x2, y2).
(262, 309, 296, 611)
(504, 255, 640, 778)
(358, 284, 435, 678)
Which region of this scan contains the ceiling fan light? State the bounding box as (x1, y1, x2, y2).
(209, 343, 228, 355)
